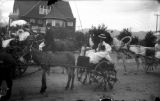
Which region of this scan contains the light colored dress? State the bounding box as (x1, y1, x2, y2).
(155, 43, 160, 58)
(85, 41, 112, 64)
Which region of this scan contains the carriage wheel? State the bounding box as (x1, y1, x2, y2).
(15, 60, 28, 78)
(93, 60, 117, 91)
(77, 67, 89, 84)
(143, 57, 155, 73)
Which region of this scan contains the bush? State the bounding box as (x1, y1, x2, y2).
(130, 36, 139, 45)
(143, 31, 156, 47)
(118, 28, 132, 43)
(89, 24, 113, 49)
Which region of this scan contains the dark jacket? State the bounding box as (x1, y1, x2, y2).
(0, 49, 17, 79)
(44, 28, 54, 45)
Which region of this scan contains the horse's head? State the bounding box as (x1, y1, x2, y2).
(112, 36, 132, 51)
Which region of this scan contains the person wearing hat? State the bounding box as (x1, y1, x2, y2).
(43, 23, 55, 52)
(97, 33, 112, 53)
(0, 38, 17, 101)
(155, 39, 160, 58)
(86, 33, 112, 64)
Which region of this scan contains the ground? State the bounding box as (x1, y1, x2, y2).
(4, 53, 160, 101)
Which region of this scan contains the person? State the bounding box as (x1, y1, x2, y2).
(0, 38, 17, 101)
(43, 23, 55, 52)
(85, 33, 112, 64)
(97, 33, 112, 52)
(155, 39, 160, 58)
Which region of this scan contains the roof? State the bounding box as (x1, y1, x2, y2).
(45, 1, 74, 19)
(13, 0, 75, 20)
(13, 0, 40, 16)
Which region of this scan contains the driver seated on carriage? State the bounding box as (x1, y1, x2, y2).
(80, 33, 113, 66)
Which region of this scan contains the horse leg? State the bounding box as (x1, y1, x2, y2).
(70, 68, 75, 90)
(135, 56, 140, 72)
(65, 68, 71, 90)
(40, 69, 47, 94)
(65, 74, 71, 90)
(122, 55, 127, 73)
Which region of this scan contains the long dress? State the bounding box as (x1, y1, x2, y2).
(155, 43, 160, 58)
(84, 41, 112, 64)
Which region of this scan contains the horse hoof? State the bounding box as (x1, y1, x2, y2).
(40, 89, 45, 94)
(40, 91, 44, 94)
(123, 72, 128, 75)
(65, 87, 68, 90)
(70, 86, 74, 90)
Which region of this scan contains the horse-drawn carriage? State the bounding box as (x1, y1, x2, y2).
(76, 49, 118, 91)
(112, 35, 160, 73)
(1, 20, 34, 78)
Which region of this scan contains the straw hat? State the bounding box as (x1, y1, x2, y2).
(98, 33, 106, 39)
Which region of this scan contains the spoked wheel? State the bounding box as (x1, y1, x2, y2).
(93, 60, 117, 91)
(77, 67, 91, 85)
(143, 57, 155, 73)
(15, 59, 28, 78)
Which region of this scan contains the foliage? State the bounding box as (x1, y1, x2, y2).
(130, 36, 139, 45)
(89, 24, 113, 49)
(143, 31, 156, 47)
(118, 28, 132, 43)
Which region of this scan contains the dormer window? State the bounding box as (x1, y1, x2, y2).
(13, 8, 19, 15)
(39, 5, 51, 15)
(39, 5, 44, 14)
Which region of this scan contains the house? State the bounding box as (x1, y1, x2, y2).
(9, 0, 76, 33)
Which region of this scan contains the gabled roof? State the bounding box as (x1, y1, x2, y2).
(13, 0, 75, 20)
(13, 0, 40, 16)
(45, 1, 74, 19)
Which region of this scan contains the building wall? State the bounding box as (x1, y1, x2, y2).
(10, 1, 76, 34)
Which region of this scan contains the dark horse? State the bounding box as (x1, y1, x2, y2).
(25, 36, 77, 94)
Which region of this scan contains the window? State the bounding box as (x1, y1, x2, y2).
(13, 8, 19, 15)
(46, 19, 65, 27)
(55, 20, 65, 27)
(67, 21, 73, 26)
(38, 19, 43, 24)
(46, 19, 52, 26)
(39, 5, 44, 14)
(30, 18, 35, 23)
(39, 5, 51, 15)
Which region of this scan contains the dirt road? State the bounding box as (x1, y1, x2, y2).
(10, 54, 160, 101)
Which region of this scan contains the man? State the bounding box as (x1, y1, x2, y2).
(43, 24, 55, 52)
(0, 38, 17, 101)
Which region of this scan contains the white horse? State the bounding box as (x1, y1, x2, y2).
(112, 36, 143, 73)
(112, 36, 157, 73)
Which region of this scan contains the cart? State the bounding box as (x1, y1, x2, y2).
(76, 56, 117, 91)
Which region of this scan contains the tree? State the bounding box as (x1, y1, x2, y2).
(89, 24, 113, 49)
(143, 31, 157, 47)
(118, 28, 132, 43)
(130, 36, 139, 45)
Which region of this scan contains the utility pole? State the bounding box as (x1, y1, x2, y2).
(155, 14, 160, 32)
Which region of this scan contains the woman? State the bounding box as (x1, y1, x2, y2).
(155, 39, 160, 58)
(84, 33, 112, 64)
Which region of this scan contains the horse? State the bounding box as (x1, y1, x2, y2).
(26, 38, 77, 94)
(112, 36, 143, 73)
(112, 36, 157, 73)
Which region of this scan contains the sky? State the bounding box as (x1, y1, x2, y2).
(0, 0, 160, 32)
